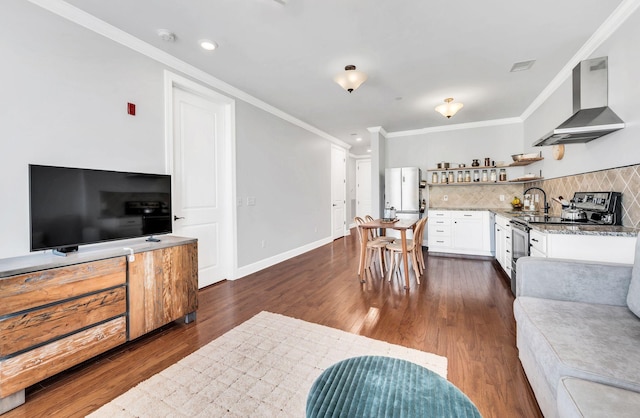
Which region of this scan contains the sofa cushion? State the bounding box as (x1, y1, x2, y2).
(514, 297, 640, 395)
(626, 233, 640, 317)
(557, 377, 640, 418)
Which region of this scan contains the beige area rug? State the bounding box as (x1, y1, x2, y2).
(88, 311, 447, 417)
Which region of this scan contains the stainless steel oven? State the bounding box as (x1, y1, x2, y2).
(510, 219, 531, 296)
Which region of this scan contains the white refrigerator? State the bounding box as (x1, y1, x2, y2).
(384, 167, 423, 238)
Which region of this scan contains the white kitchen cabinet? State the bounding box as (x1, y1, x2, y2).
(528, 229, 636, 264)
(494, 214, 512, 274)
(428, 210, 494, 256)
(529, 229, 547, 257)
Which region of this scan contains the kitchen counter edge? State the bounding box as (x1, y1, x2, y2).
(428, 208, 638, 237)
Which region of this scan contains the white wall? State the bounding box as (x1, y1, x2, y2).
(523, 7, 640, 178)
(0, 1, 166, 258)
(386, 123, 525, 175)
(0, 0, 337, 270)
(235, 102, 331, 267)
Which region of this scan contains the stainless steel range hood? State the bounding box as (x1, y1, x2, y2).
(533, 56, 624, 147)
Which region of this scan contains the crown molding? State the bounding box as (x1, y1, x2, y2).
(366, 126, 388, 136)
(27, 0, 350, 150)
(520, 0, 640, 121)
(386, 117, 522, 138)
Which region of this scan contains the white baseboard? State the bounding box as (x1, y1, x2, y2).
(235, 236, 333, 279)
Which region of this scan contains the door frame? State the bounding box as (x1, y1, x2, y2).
(163, 70, 238, 280)
(331, 145, 347, 239)
(355, 158, 372, 222)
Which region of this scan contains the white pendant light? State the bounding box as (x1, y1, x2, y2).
(435, 98, 464, 118)
(334, 65, 368, 93)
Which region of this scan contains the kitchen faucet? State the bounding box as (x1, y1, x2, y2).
(524, 186, 549, 215)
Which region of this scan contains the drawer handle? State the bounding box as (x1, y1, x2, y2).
(506, 250, 510, 253)
(463, 214, 473, 217)
(436, 229, 444, 232)
(436, 240, 445, 243)
(531, 238, 539, 242)
(505, 236, 510, 240)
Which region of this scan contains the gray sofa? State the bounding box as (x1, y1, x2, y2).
(514, 233, 640, 417)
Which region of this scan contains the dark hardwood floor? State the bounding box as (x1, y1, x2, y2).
(4, 230, 542, 418)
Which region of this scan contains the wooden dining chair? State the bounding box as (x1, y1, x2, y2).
(354, 216, 389, 277)
(364, 215, 395, 243)
(385, 217, 428, 284)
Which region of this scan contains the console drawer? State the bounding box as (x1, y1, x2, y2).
(0, 316, 127, 398)
(0, 286, 126, 357)
(0, 257, 126, 316)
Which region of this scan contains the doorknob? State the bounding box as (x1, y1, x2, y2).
(174, 215, 185, 221)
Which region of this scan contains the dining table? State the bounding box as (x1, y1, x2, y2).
(357, 217, 419, 290)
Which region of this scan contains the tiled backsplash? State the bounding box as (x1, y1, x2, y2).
(429, 164, 640, 228)
(429, 184, 524, 210)
(527, 164, 640, 228)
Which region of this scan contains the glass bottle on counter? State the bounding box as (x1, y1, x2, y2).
(464, 170, 471, 182)
(481, 169, 488, 182)
(448, 171, 455, 183)
(490, 168, 497, 182)
(499, 168, 507, 182)
(457, 171, 463, 183)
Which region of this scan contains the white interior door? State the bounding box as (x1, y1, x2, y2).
(331, 146, 346, 240)
(171, 87, 230, 288)
(356, 159, 372, 218)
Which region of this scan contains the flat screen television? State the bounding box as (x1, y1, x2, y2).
(29, 164, 172, 254)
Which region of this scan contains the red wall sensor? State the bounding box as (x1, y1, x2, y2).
(127, 102, 136, 116)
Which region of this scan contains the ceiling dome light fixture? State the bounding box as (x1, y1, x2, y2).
(334, 65, 368, 93)
(199, 39, 218, 51)
(435, 98, 464, 119)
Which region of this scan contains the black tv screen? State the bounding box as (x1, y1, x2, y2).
(29, 164, 172, 252)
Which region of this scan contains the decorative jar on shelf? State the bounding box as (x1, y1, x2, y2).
(432, 172, 439, 183)
(464, 170, 471, 182)
(471, 159, 480, 167)
(448, 172, 454, 183)
(457, 171, 463, 183)
(490, 169, 497, 182)
(481, 170, 488, 182)
(499, 169, 507, 182)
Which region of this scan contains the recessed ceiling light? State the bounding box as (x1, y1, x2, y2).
(199, 40, 218, 51)
(157, 29, 176, 42)
(356, 137, 362, 142)
(367, 149, 372, 153)
(510, 60, 535, 72)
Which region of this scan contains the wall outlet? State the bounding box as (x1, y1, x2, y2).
(443, 195, 448, 201)
(247, 196, 256, 206)
(500, 195, 505, 202)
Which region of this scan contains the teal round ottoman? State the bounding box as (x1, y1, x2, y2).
(306, 356, 481, 418)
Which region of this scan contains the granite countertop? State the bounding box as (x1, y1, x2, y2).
(428, 207, 639, 237)
(0, 235, 197, 278)
(429, 207, 505, 212)
(492, 210, 638, 237)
